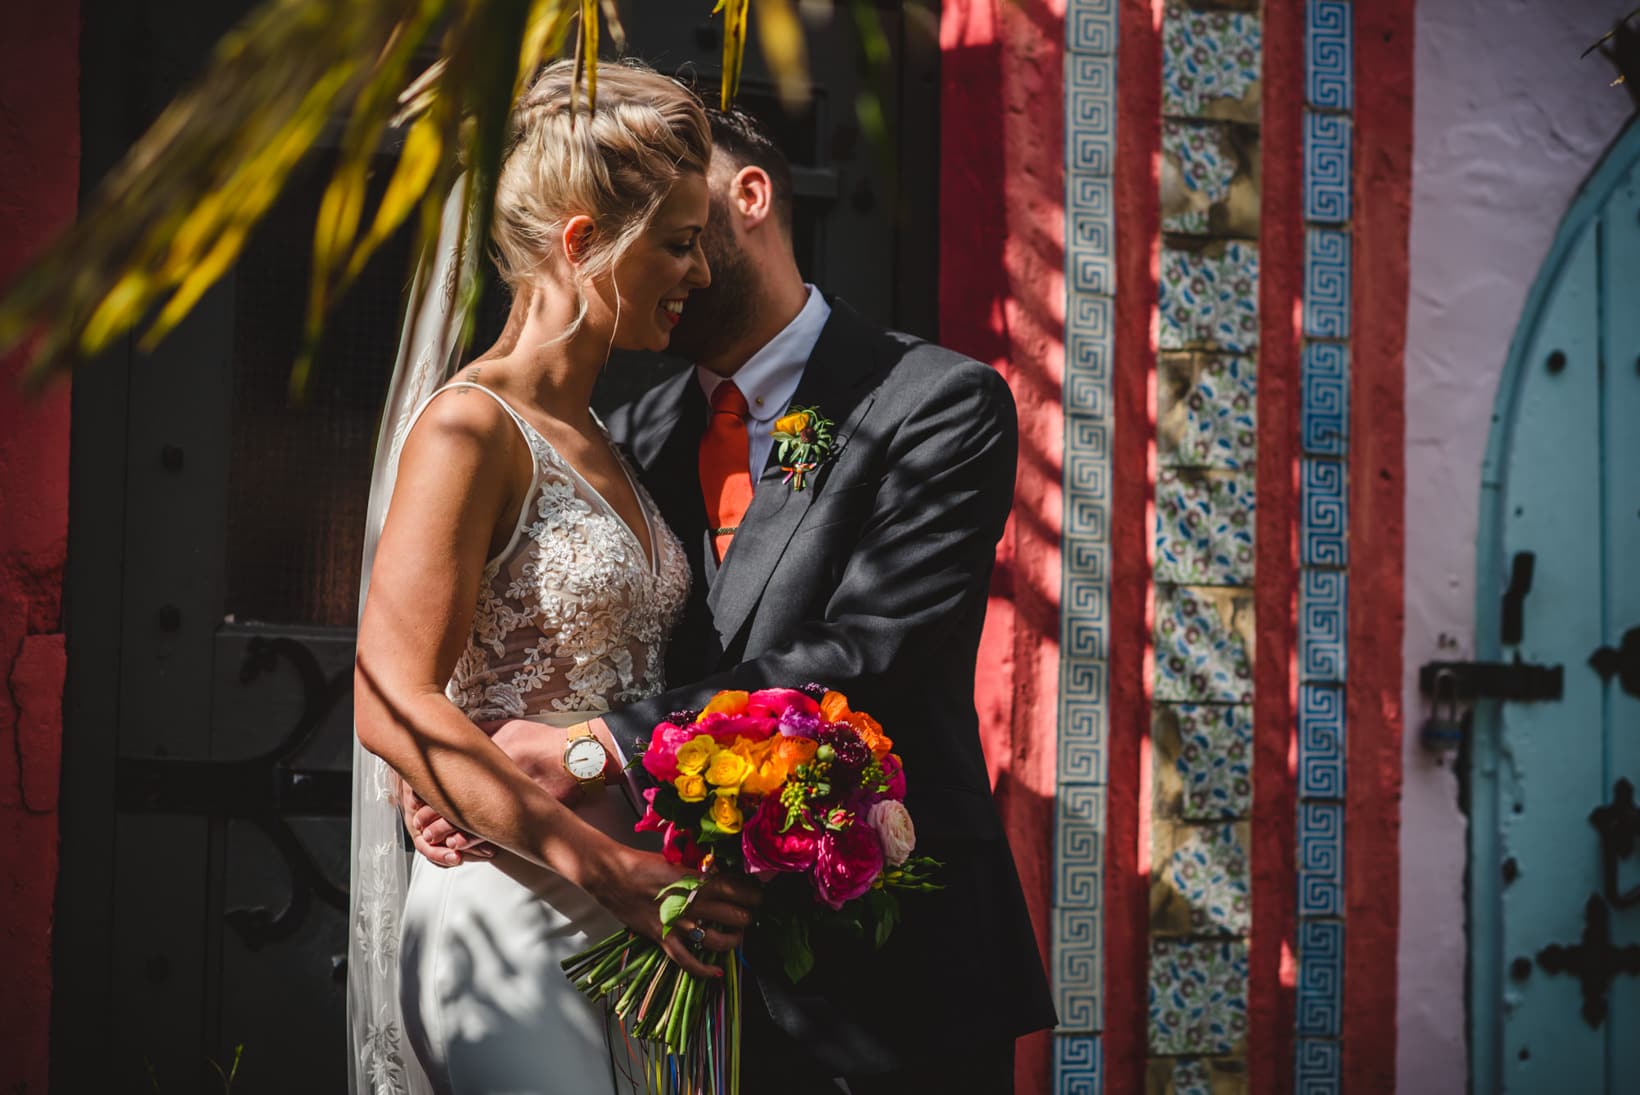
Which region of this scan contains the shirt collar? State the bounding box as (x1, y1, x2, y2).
(696, 284, 830, 422)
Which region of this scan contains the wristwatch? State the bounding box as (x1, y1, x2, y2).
(562, 723, 610, 792)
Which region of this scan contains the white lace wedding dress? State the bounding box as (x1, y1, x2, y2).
(384, 381, 689, 1094)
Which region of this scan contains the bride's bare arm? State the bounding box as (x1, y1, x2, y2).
(353, 391, 755, 975)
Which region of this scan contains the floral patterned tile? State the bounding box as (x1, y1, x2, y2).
(1159, 354, 1257, 472)
(1148, 938, 1250, 1056)
(1145, 1056, 1250, 1095)
(1151, 820, 1251, 936)
(1159, 242, 1260, 354)
(1161, 120, 1260, 238)
(1154, 703, 1253, 821)
(1162, 8, 1263, 124)
(1155, 469, 1255, 586)
(1155, 585, 1254, 703)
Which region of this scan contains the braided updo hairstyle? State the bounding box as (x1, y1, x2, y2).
(491, 59, 710, 337)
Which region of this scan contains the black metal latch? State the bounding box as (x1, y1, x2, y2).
(1417, 657, 1565, 703)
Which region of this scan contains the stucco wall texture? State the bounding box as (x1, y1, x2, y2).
(1400, 1, 1631, 1090)
(0, 6, 78, 1094)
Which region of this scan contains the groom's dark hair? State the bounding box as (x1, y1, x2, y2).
(706, 107, 795, 234)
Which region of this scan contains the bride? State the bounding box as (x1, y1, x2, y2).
(349, 61, 760, 1094)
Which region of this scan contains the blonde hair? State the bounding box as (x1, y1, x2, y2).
(491, 60, 710, 337)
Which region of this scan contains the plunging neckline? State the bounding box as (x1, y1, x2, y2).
(530, 418, 660, 579)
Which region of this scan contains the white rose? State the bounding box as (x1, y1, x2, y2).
(868, 799, 916, 867)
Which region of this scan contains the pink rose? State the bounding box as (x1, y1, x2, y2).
(661, 821, 705, 869)
(814, 820, 884, 910)
(747, 689, 820, 718)
(641, 722, 697, 782)
(634, 787, 665, 833)
(740, 802, 820, 878)
(867, 800, 916, 866)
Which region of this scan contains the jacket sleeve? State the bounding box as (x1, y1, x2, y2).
(603, 360, 1018, 760)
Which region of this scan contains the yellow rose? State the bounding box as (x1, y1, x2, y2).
(676, 733, 717, 776)
(739, 758, 789, 797)
(709, 791, 744, 834)
(773, 412, 809, 436)
(705, 749, 754, 789)
(699, 690, 750, 719)
(674, 773, 708, 803)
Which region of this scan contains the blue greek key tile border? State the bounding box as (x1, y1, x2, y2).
(1300, 458, 1348, 567)
(1060, 2, 1117, 1087)
(1300, 342, 1349, 456)
(1295, 919, 1344, 1036)
(1303, 229, 1351, 338)
(1306, 0, 1353, 111)
(1303, 111, 1352, 224)
(1298, 802, 1344, 918)
(1056, 1033, 1104, 1095)
(1295, 1038, 1343, 1095)
(1297, 685, 1346, 801)
(1297, 10, 1351, 1084)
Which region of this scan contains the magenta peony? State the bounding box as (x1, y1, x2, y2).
(641, 722, 697, 783)
(746, 688, 820, 718)
(814, 820, 885, 909)
(695, 711, 778, 744)
(878, 753, 907, 800)
(740, 802, 820, 878)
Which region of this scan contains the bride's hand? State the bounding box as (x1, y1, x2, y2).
(406, 718, 622, 863)
(594, 849, 764, 980)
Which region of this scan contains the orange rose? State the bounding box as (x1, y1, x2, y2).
(699, 690, 750, 719)
(773, 412, 809, 436)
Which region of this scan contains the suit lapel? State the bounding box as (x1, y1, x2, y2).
(627, 370, 713, 577)
(705, 302, 883, 651)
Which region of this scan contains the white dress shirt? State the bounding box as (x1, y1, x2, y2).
(696, 284, 831, 477)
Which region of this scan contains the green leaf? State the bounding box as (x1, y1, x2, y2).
(777, 916, 814, 983)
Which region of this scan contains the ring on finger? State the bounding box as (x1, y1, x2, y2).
(684, 923, 707, 947)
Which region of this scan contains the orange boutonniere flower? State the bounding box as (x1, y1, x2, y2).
(770, 405, 835, 492)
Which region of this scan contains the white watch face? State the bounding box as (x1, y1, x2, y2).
(565, 737, 608, 780)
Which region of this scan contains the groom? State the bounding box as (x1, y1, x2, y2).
(415, 109, 1056, 1090)
(614, 108, 1055, 1093)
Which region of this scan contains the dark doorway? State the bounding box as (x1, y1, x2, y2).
(52, 3, 939, 1092)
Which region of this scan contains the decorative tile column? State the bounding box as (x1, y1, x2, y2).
(1149, 4, 1262, 1093)
(1294, 2, 1353, 1091)
(1057, 1, 1118, 1091)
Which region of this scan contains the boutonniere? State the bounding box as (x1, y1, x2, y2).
(770, 405, 835, 492)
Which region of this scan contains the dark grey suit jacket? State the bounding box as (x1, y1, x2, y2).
(603, 300, 1056, 1071)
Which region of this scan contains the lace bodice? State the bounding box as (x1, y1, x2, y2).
(410, 382, 690, 721)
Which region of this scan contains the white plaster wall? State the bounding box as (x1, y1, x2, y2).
(1399, 1, 1632, 1090)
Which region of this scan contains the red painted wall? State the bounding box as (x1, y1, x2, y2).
(1251, 0, 1303, 1089)
(939, 2, 1064, 1091)
(1346, 2, 1412, 1087)
(0, 6, 78, 1094)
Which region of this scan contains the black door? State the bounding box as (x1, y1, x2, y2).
(52, 3, 938, 1092)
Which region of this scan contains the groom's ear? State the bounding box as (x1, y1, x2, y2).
(729, 165, 777, 231)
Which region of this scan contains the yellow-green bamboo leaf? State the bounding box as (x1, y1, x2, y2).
(347, 117, 444, 281)
(582, 0, 599, 109)
(78, 271, 154, 356)
(754, 0, 809, 110)
(721, 0, 749, 109)
(139, 223, 249, 351)
(312, 159, 369, 299)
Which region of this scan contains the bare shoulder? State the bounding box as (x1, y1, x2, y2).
(401, 382, 523, 472)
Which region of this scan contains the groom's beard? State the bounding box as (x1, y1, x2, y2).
(667, 197, 757, 364)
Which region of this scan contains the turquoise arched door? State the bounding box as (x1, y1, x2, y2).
(1470, 117, 1640, 1093)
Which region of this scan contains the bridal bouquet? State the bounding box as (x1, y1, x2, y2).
(561, 684, 939, 1094)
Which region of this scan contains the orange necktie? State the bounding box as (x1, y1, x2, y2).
(699, 381, 754, 562)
